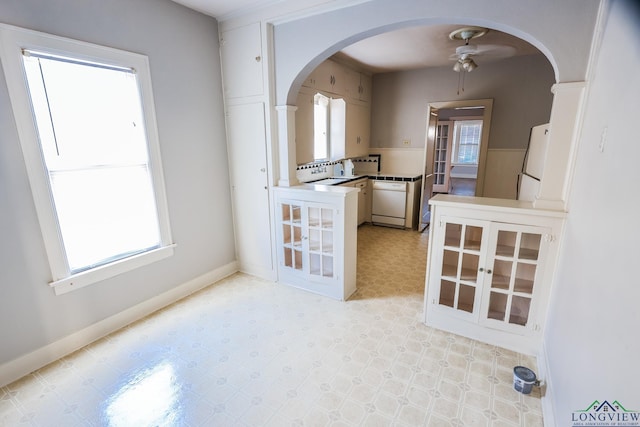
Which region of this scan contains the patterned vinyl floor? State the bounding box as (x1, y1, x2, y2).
(0, 224, 543, 426)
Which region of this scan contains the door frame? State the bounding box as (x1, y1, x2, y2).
(418, 98, 493, 229)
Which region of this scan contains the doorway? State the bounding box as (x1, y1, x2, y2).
(418, 99, 493, 231)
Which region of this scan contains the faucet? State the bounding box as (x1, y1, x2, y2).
(311, 166, 327, 175)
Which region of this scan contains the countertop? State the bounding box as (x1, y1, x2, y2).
(308, 174, 421, 186)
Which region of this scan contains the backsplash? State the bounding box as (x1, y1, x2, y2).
(296, 160, 336, 182)
(353, 154, 380, 175)
(297, 155, 380, 183)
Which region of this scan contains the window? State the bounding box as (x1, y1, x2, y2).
(452, 120, 483, 165)
(313, 93, 329, 161)
(0, 24, 174, 295)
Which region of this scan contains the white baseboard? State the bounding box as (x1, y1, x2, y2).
(0, 261, 239, 388)
(538, 342, 556, 427)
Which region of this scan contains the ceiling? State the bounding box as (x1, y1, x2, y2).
(334, 25, 542, 74)
(171, 1, 543, 74)
(171, 0, 279, 18)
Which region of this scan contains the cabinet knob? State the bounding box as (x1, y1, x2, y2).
(487, 269, 492, 274)
(479, 267, 484, 272)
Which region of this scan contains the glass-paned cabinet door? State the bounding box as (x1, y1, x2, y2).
(483, 224, 548, 330)
(307, 205, 335, 278)
(435, 218, 488, 317)
(280, 202, 303, 271)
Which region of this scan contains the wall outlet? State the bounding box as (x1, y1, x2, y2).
(402, 139, 411, 146)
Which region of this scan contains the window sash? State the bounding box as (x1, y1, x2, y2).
(453, 120, 482, 165)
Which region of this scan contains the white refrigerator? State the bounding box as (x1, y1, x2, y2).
(518, 123, 549, 201)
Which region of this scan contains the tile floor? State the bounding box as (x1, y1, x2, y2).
(0, 225, 544, 426)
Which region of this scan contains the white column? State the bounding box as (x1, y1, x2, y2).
(534, 81, 586, 211)
(275, 105, 299, 187)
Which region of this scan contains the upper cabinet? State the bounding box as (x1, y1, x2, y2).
(220, 23, 263, 99)
(304, 59, 345, 95)
(345, 102, 370, 159)
(345, 69, 372, 103)
(302, 59, 372, 103)
(297, 59, 372, 165)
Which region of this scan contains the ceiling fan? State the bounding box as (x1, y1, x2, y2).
(449, 27, 517, 73)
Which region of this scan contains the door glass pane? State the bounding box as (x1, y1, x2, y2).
(322, 230, 333, 253)
(460, 253, 479, 282)
(496, 230, 516, 256)
(322, 255, 333, 277)
(514, 263, 536, 294)
(321, 208, 333, 227)
(491, 259, 512, 290)
(458, 284, 475, 313)
(444, 223, 462, 247)
(310, 253, 321, 276)
(488, 292, 507, 321)
(439, 280, 455, 307)
(519, 233, 541, 260)
(441, 250, 459, 278)
(463, 226, 482, 250)
(509, 296, 531, 326)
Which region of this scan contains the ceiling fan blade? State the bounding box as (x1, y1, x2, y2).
(472, 44, 517, 57)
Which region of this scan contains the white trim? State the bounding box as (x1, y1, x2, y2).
(51, 244, 177, 295)
(538, 342, 556, 427)
(0, 262, 239, 388)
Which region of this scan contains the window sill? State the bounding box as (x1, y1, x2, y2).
(50, 244, 176, 295)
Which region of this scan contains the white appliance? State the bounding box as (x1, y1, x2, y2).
(372, 181, 407, 227)
(517, 123, 549, 201)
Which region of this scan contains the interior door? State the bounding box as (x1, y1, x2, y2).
(432, 121, 452, 193)
(418, 106, 438, 231)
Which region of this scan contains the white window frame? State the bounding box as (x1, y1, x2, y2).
(451, 119, 483, 166)
(0, 24, 175, 295)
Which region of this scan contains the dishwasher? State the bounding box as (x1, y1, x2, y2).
(371, 181, 407, 228)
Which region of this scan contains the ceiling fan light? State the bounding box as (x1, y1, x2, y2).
(462, 58, 477, 72)
(453, 61, 462, 72)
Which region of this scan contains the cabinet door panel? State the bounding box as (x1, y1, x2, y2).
(220, 23, 263, 98)
(481, 223, 549, 332)
(226, 103, 272, 276)
(430, 217, 489, 319)
(345, 102, 370, 158)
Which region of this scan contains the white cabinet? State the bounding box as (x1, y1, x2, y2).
(275, 186, 358, 301)
(345, 102, 370, 159)
(225, 103, 273, 278)
(295, 90, 315, 165)
(326, 98, 369, 161)
(345, 69, 372, 103)
(307, 59, 345, 95)
(355, 179, 368, 225)
(298, 60, 371, 163)
(220, 23, 263, 99)
(339, 178, 369, 225)
(424, 195, 565, 355)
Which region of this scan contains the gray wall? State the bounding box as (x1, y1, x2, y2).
(370, 54, 555, 150)
(0, 0, 234, 364)
(545, 0, 640, 420)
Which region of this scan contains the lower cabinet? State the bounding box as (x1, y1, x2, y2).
(355, 180, 368, 225)
(339, 178, 369, 225)
(275, 185, 358, 301)
(424, 195, 565, 355)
